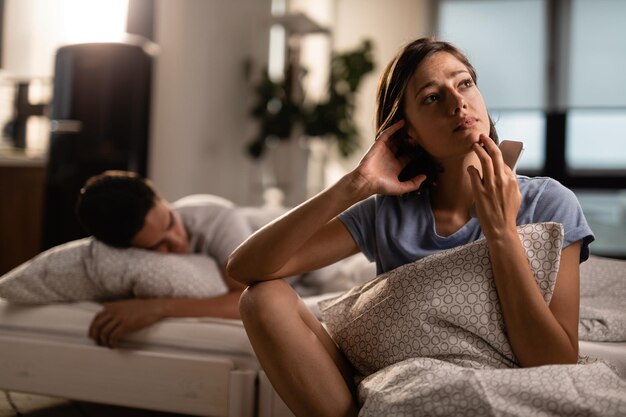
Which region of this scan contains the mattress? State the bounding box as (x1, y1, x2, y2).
(0, 299, 258, 369)
(2, 298, 625, 377)
(0, 298, 268, 416)
(580, 340, 626, 377)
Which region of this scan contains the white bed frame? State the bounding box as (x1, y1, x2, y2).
(0, 335, 252, 416)
(0, 307, 295, 417)
(2, 324, 624, 417)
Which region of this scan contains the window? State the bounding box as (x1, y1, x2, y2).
(566, 0, 626, 172)
(439, 0, 546, 109)
(438, 0, 626, 257)
(567, 110, 626, 170)
(490, 110, 545, 171)
(438, 0, 546, 172)
(437, 0, 626, 181)
(568, 0, 626, 108)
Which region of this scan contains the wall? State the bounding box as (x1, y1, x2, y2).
(149, 0, 433, 205)
(331, 0, 434, 174)
(1, 0, 130, 79)
(0, 0, 128, 154)
(2, 0, 432, 206)
(149, 0, 272, 205)
(2, 0, 67, 79)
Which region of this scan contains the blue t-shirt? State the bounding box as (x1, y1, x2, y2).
(339, 176, 595, 275)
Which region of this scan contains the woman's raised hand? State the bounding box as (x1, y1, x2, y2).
(351, 120, 426, 197)
(467, 134, 522, 239)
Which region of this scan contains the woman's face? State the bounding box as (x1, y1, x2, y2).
(402, 51, 490, 162)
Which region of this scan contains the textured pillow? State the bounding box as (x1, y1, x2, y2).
(319, 222, 564, 376)
(0, 237, 228, 304)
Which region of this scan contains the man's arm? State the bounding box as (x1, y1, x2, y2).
(89, 264, 245, 348)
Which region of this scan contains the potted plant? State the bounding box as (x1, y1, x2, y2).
(247, 39, 375, 160)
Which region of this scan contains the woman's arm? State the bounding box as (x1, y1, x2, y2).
(227, 177, 365, 284)
(487, 237, 580, 366)
(468, 134, 580, 366)
(227, 120, 427, 285)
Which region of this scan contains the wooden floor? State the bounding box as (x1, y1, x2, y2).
(0, 391, 191, 417)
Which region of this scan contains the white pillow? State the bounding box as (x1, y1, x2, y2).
(0, 238, 228, 304)
(319, 222, 564, 376)
(236, 205, 290, 231)
(292, 253, 376, 297)
(237, 205, 379, 297)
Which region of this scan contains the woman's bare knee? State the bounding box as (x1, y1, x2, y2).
(239, 280, 357, 417)
(239, 279, 296, 323)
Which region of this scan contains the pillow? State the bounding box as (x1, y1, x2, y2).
(292, 253, 376, 297)
(236, 205, 290, 231)
(319, 222, 564, 376)
(0, 237, 228, 304)
(237, 205, 379, 297)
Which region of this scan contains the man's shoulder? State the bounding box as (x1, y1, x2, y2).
(172, 194, 239, 232)
(172, 194, 235, 210)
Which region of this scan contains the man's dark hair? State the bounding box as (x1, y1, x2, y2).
(76, 170, 157, 247)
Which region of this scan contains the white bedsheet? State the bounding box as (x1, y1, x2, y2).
(580, 340, 626, 377)
(2, 298, 625, 377)
(0, 293, 626, 378)
(0, 299, 256, 366)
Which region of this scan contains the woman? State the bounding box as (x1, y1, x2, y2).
(227, 37, 594, 417)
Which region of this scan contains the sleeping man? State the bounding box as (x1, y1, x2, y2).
(76, 170, 251, 348)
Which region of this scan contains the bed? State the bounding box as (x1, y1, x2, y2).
(0, 202, 374, 417)
(0, 290, 355, 417)
(0, 296, 309, 417)
(0, 296, 624, 417)
(1, 238, 625, 416)
(318, 225, 626, 415)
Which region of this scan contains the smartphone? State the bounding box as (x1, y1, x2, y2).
(499, 140, 525, 171)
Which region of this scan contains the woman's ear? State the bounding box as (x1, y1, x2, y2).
(405, 124, 419, 144)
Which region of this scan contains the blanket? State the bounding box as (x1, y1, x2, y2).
(358, 357, 626, 417)
(579, 255, 626, 342)
(320, 223, 626, 416)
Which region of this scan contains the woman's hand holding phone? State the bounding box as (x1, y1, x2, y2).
(468, 135, 523, 240)
(499, 140, 525, 171)
(351, 120, 427, 197)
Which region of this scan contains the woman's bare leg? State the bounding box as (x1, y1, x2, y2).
(239, 279, 358, 417)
